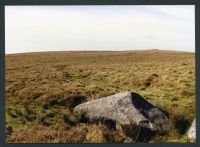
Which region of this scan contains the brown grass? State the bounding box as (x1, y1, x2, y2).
(6, 50, 195, 143)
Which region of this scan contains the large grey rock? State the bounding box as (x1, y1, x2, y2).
(73, 92, 168, 132)
(188, 119, 196, 140)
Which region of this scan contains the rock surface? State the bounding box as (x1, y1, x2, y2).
(188, 119, 196, 140)
(73, 92, 168, 132)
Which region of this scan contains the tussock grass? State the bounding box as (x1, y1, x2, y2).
(6, 50, 195, 143)
(6, 123, 130, 143)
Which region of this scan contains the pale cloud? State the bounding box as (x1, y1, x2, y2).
(5, 5, 195, 54)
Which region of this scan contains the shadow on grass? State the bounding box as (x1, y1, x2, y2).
(174, 116, 191, 135)
(42, 95, 86, 110)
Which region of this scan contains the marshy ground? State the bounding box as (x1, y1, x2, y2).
(5, 50, 195, 143)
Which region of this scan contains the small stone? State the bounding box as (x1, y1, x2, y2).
(188, 119, 196, 140)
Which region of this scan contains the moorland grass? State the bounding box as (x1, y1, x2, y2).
(6, 50, 195, 143)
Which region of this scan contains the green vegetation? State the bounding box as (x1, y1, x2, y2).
(5, 50, 195, 143)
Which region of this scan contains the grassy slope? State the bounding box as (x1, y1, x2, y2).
(5, 50, 195, 143)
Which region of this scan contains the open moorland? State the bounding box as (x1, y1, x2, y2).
(5, 50, 195, 143)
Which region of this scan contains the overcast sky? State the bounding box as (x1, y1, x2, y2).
(5, 5, 195, 54)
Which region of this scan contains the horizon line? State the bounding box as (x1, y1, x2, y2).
(6, 49, 195, 55)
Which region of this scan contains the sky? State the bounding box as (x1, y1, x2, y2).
(5, 5, 195, 54)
